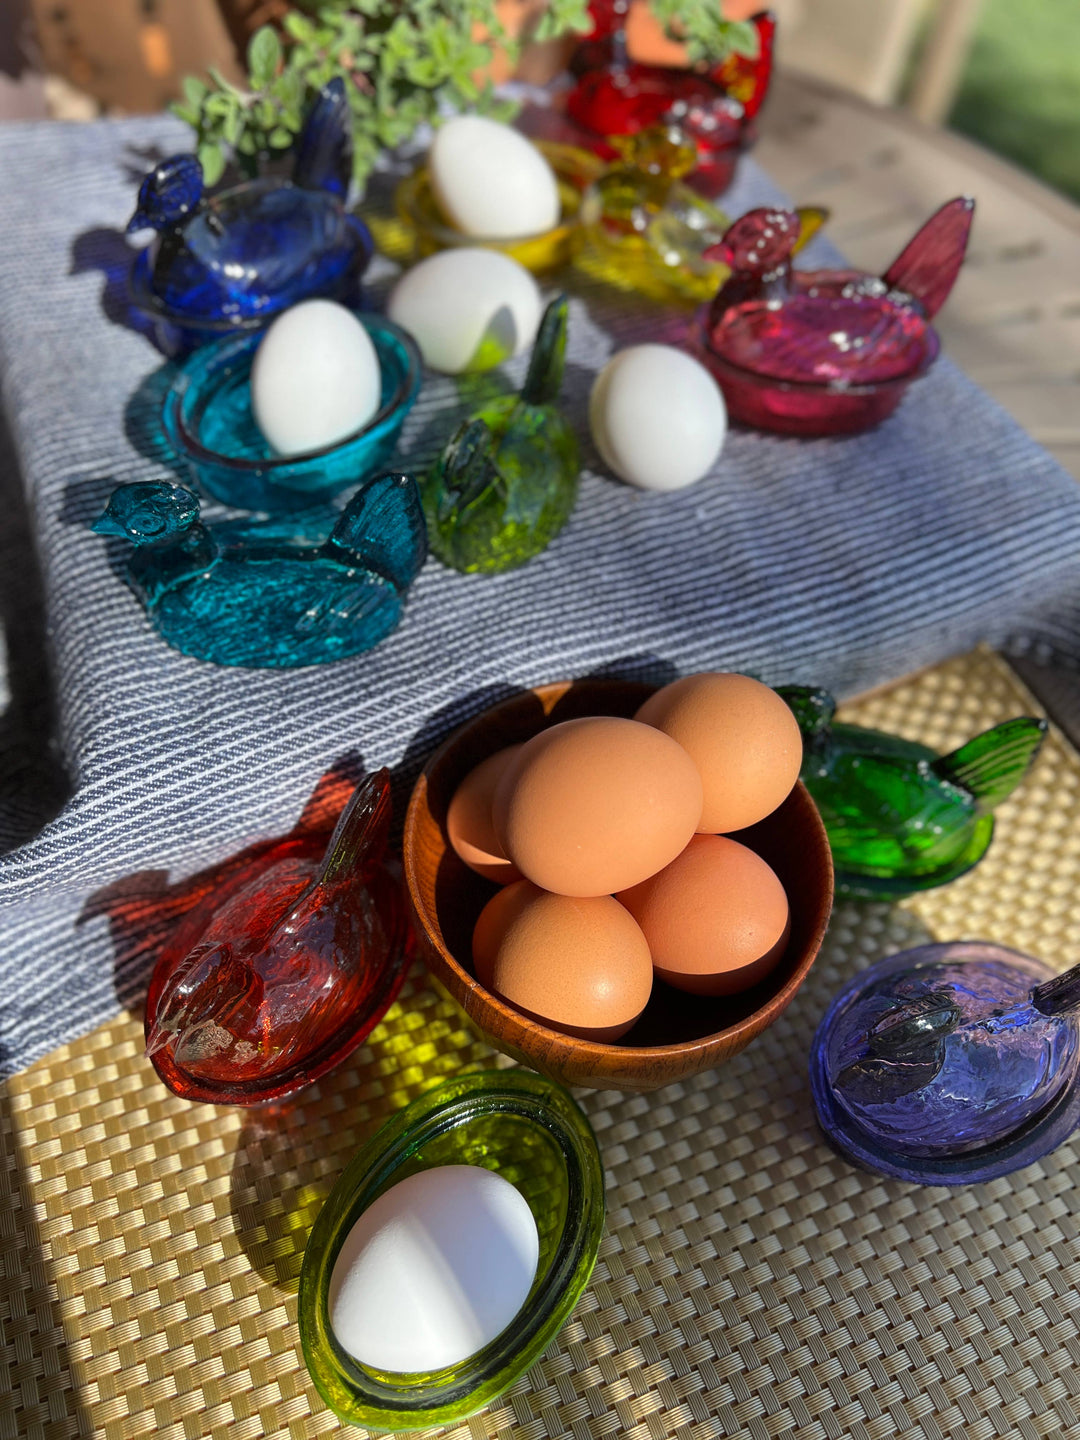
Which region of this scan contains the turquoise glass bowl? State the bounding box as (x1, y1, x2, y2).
(162, 313, 421, 513)
(298, 1069, 605, 1430)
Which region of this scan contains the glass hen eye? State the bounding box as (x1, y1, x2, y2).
(132, 511, 166, 536)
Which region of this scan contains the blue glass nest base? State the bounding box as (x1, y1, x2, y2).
(162, 314, 421, 513)
(810, 945, 1080, 1184)
(128, 214, 372, 357)
(151, 554, 405, 667)
(93, 472, 427, 668)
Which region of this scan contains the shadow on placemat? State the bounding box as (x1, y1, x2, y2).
(0, 1084, 94, 1439)
(228, 969, 497, 1295)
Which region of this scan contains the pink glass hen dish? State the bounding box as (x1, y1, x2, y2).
(691, 197, 975, 435)
(144, 769, 412, 1105)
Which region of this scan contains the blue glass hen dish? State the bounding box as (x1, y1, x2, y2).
(162, 313, 421, 513)
(128, 79, 373, 353)
(92, 475, 426, 668)
(811, 941, 1080, 1184)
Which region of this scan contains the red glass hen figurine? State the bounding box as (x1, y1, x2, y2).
(693, 196, 975, 435)
(145, 769, 412, 1105)
(567, 8, 775, 195)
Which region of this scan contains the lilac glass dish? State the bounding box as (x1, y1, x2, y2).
(811, 942, 1080, 1184)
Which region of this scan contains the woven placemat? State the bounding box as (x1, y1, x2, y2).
(4, 648, 1080, 1440)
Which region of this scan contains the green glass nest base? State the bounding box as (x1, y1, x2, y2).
(833, 815, 996, 900)
(298, 1069, 605, 1430)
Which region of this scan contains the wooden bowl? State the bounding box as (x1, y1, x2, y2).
(403, 680, 834, 1092)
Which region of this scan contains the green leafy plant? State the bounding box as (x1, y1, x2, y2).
(648, 0, 760, 67)
(173, 1, 757, 191)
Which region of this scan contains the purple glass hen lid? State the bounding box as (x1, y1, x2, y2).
(127, 78, 373, 347)
(690, 197, 974, 435)
(810, 942, 1080, 1184)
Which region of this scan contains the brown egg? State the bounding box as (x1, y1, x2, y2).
(472, 881, 653, 1041)
(491, 717, 703, 896)
(635, 673, 802, 833)
(446, 745, 524, 884)
(618, 834, 790, 996)
(471, 878, 533, 987)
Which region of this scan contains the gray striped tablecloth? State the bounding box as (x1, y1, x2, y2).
(0, 114, 1078, 1077)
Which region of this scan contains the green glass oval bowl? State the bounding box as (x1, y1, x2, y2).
(298, 1069, 605, 1430)
(394, 141, 604, 273)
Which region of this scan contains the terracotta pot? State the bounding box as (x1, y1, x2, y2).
(475, 0, 580, 87)
(625, 0, 768, 69)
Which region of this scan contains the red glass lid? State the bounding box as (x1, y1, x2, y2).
(144, 769, 413, 1105)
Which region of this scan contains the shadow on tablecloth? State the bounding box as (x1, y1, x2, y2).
(0, 408, 68, 854)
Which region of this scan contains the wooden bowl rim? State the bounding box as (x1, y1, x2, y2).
(403, 679, 834, 1067)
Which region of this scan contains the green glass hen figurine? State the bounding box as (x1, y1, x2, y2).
(422, 294, 579, 575)
(778, 686, 1047, 899)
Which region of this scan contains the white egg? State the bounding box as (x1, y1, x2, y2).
(250, 299, 381, 457)
(590, 345, 727, 492)
(387, 248, 543, 375)
(329, 1164, 540, 1373)
(430, 115, 561, 240)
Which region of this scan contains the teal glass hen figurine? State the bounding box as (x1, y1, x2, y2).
(93, 475, 426, 668)
(777, 686, 1046, 899)
(422, 295, 580, 574)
